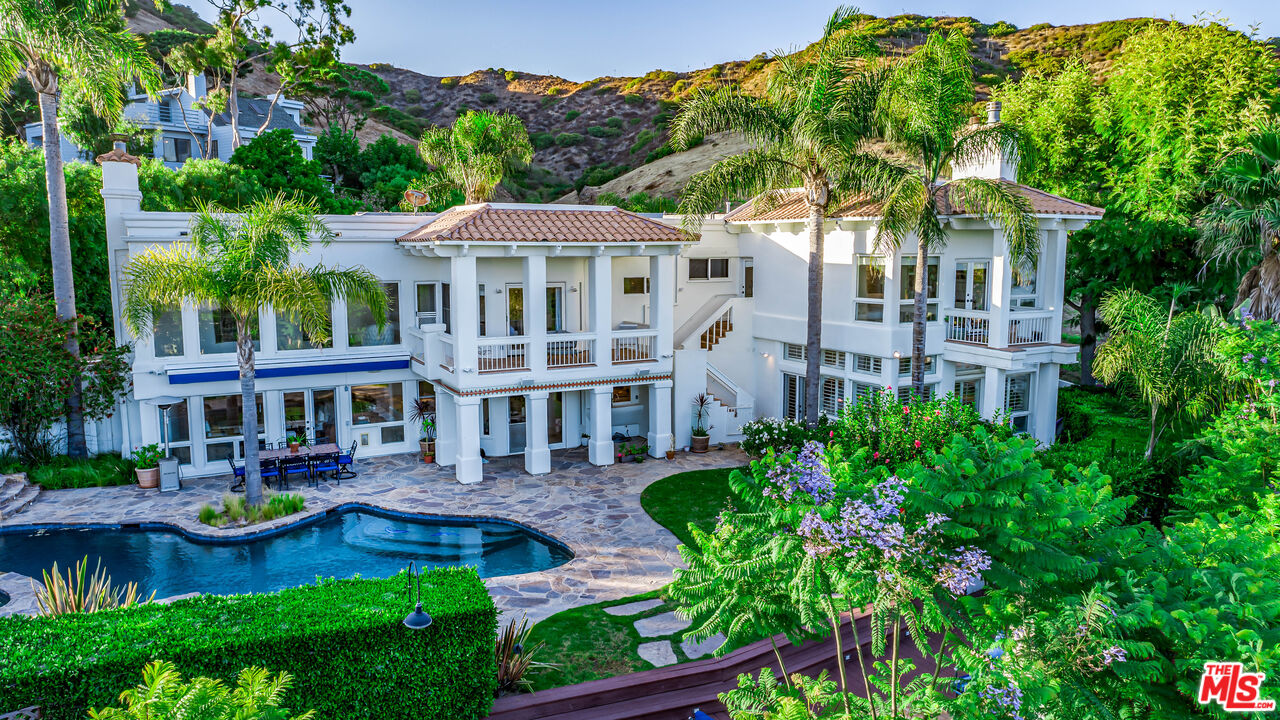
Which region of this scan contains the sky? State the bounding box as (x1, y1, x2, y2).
(182, 0, 1280, 81)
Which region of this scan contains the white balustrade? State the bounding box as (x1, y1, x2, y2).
(1008, 311, 1055, 346)
(546, 334, 596, 369)
(477, 337, 529, 373)
(946, 310, 990, 345)
(612, 330, 659, 363)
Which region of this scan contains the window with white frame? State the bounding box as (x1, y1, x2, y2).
(852, 354, 882, 376)
(622, 277, 649, 294)
(898, 385, 936, 402)
(820, 376, 844, 417)
(852, 381, 882, 404)
(689, 258, 730, 280)
(822, 349, 846, 370)
(276, 306, 332, 351)
(198, 305, 259, 355)
(351, 382, 405, 444)
(954, 378, 980, 408)
(784, 344, 845, 370)
(153, 306, 184, 358)
(1011, 263, 1039, 309)
(159, 399, 192, 465)
(1005, 374, 1032, 432)
(349, 282, 400, 346)
(899, 256, 940, 322)
(898, 355, 938, 377)
(162, 136, 191, 163)
(782, 373, 804, 420)
(415, 282, 439, 325)
(784, 343, 805, 362)
(855, 256, 886, 322)
(203, 393, 264, 463)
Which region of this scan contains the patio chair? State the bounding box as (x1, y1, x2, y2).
(259, 458, 280, 488)
(278, 456, 311, 489)
(335, 441, 358, 480)
(227, 458, 246, 493)
(310, 452, 341, 485)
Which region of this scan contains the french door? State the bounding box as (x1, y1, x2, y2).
(282, 388, 338, 446)
(953, 260, 990, 311)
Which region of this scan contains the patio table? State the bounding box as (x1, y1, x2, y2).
(259, 443, 341, 462)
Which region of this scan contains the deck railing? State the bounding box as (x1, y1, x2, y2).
(546, 334, 596, 369)
(477, 337, 529, 373)
(946, 310, 990, 345)
(612, 330, 658, 363)
(1008, 311, 1055, 346)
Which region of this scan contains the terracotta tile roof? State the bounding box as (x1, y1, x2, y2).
(724, 182, 1104, 223)
(397, 203, 692, 244)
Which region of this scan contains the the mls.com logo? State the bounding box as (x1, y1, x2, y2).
(1199, 662, 1276, 712)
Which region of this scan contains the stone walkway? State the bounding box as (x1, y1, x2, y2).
(0, 446, 747, 622)
(604, 597, 725, 668)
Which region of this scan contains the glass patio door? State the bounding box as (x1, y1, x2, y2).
(507, 285, 525, 336)
(282, 388, 338, 446)
(546, 286, 564, 332)
(508, 396, 526, 453)
(953, 260, 990, 311)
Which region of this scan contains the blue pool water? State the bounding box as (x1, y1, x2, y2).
(0, 508, 572, 598)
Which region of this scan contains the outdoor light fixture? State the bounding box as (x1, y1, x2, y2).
(403, 561, 433, 631)
(892, 350, 902, 359)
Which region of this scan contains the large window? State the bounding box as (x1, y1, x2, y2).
(898, 355, 938, 377)
(855, 256, 886, 322)
(348, 283, 400, 346)
(622, 277, 648, 294)
(899, 256, 940, 322)
(203, 393, 264, 462)
(276, 307, 332, 351)
(1011, 263, 1039, 309)
(415, 282, 438, 324)
(689, 258, 729, 280)
(199, 306, 259, 355)
(162, 136, 191, 163)
(351, 383, 404, 444)
(852, 354, 882, 376)
(153, 306, 184, 357)
(782, 373, 843, 419)
(1006, 374, 1032, 433)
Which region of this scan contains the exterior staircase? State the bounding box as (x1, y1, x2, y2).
(0, 474, 39, 520)
(699, 307, 733, 350)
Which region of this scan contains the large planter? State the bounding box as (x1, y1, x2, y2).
(288, 442, 301, 454)
(690, 435, 710, 453)
(135, 467, 160, 489)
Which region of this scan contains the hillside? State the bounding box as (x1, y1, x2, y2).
(112, 7, 1218, 202)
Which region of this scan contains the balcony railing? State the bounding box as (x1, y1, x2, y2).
(547, 334, 595, 369)
(1008, 311, 1055, 346)
(439, 335, 455, 369)
(613, 330, 658, 363)
(477, 338, 529, 373)
(946, 310, 990, 345)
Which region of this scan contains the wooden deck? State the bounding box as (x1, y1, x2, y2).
(487, 612, 946, 720)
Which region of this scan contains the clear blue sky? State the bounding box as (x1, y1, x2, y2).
(184, 0, 1279, 81)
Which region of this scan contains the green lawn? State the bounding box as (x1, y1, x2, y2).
(524, 466, 744, 690)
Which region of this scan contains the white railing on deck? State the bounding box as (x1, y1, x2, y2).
(1008, 311, 1055, 346)
(477, 337, 528, 373)
(612, 330, 658, 363)
(547, 334, 595, 369)
(439, 335, 455, 369)
(946, 310, 990, 345)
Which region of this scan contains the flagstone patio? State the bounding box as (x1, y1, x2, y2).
(0, 446, 747, 622)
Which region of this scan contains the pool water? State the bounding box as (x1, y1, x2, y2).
(0, 509, 572, 598)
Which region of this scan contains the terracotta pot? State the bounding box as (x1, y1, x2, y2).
(690, 435, 710, 453)
(289, 442, 300, 453)
(423, 454, 435, 464)
(665, 450, 676, 460)
(419, 440, 432, 454)
(135, 467, 160, 489)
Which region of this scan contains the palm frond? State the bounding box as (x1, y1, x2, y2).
(669, 86, 789, 151)
(946, 177, 1041, 269)
(677, 148, 798, 231)
(120, 246, 220, 337)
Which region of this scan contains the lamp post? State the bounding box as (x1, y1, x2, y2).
(145, 396, 185, 492)
(145, 395, 184, 458)
(403, 562, 433, 630)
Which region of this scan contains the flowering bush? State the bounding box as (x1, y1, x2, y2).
(739, 415, 835, 457)
(833, 388, 1007, 470)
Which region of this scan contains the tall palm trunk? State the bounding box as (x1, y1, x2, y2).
(237, 317, 263, 505)
(36, 84, 88, 457)
(803, 180, 828, 428)
(911, 237, 928, 398)
(1239, 245, 1280, 321)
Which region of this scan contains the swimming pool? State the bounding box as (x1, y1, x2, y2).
(0, 507, 572, 598)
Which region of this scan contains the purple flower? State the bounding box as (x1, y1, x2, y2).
(979, 683, 1025, 720)
(1101, 645, 1127, 665)
(764, 441, 835, 504)
(936, 546, 992, 595)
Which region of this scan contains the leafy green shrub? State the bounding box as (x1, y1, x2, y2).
(554, 132, 584, 147)
(24, 454, 136, 490)
(628, 116, 643, 126)
(478, 92, 498, 105)
(403, 88, 421, 103)
(574, 163, 630, 191)
(586, 125, 621, 138)
(605, 116, 624, 129)
(629, 128, 660, 154)
(988, 20, 1018, 36)
(504, 70, 518, 82)
(90, 661, 314, 720)
(596, 191, 677, 214)
(529, 132, 555, 150)
(407, 104, 429, 117)
(644, 144, 676, 164)
(564, 110, 581, 121)
(0, 570, 497, 720)
(440, 76, 458, 87)
(622, 93, 643, 105)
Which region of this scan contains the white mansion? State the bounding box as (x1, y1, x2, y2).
(98, 113, 1101, 485)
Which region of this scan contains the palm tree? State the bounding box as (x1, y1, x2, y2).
(874, 30, 1040, 398)
(672, 6, 887, 427)
(0, 0, 159, 457)
(1197, 123, 1280, 321)
(415, 109, 533, 205)
(1093, 286, 1223, 460)
(121, 194, 387, 506)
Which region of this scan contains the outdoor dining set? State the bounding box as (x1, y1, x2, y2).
(226, 441, 359, 493)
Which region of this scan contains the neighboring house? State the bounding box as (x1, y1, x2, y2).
(24, 73, 316, 169)
(98, 104, 1100, 485)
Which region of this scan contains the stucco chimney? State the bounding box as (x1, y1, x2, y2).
(986, 100, 1002, 125)
(186, 72, 207, 98)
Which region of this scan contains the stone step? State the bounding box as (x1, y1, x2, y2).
(0, 484, 39, 520)
(0, 476, 25, 505)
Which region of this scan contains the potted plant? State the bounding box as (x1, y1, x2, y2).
(409, 397, 436, 463)
(691, 393, 713, 453)
(285, 433, 308, 453)
(133, 443, 163, 488)
(665, 434, 676, 461)
(617, 441, 649, 463)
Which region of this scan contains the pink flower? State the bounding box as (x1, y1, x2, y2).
(829, 431, 834, 438)
(914, 440, 921, 449)
(873, 451, 880, 459)
(903, 406, 910, 414)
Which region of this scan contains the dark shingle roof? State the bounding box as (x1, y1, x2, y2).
(212, 98, 306, 134)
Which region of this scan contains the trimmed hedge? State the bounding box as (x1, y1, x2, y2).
(0, 569, 497, 719)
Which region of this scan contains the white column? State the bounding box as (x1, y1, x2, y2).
(435, 391, 458, 466)
(450, 255, 478, 372)
(524, 391, 550, 474)
(989, 231, 1012, 348)
(1033, 364, 1060, 446)
(100, 157, 142, 344)
(981, 366, 1006, 423)
(455, 396, 483, 484)
(590, 253, 613, 370)
(589, 387, 614, 466)
(1048, 228, 1067, 340)
(524, 254, 547, 373)
(647, 381, 673, 458)
(650, 254, 676, 360)
(939, 359, 956, 401)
